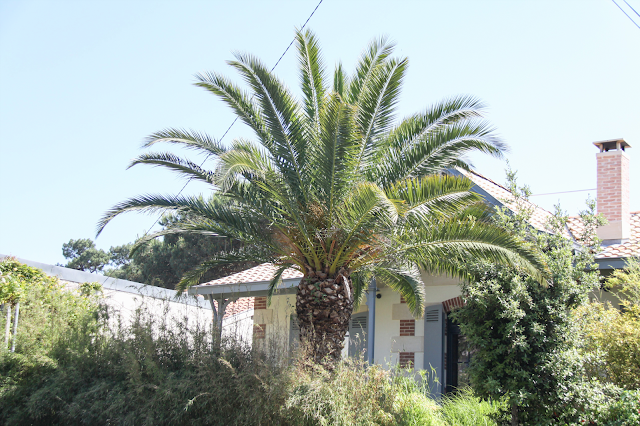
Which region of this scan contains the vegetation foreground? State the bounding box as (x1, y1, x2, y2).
(1, 258, 639, 425)
(0, 259, 501, 425)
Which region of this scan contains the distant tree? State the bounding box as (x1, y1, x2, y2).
(108, 243, 134, 268)
(62, 239, 111, 273)
(63, 216, 253, 288)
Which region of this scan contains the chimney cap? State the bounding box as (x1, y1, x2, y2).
(593, 138, 631, 152)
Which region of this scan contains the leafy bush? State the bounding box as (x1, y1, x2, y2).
(594, 390, 640, 426)
(451, 170, 606, 425)
(574, 301, 640, 390)
(572, 258, 640, 391)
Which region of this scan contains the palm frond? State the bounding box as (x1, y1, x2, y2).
(128, 152, 216, 185)
(266, 263, 296, 304)
(349, 269, 372, 312)
(374, 121, 504, 184)
(330, 182, 398, 273)
(311, 93, 360, 222)
(355, 57, 408, 164)
(216, 138, 276, 190)
(386, 175, 481, 222)
(228, 53, 309, 204)
(346, 36, 394, 104)
(143, 128, 226, 157)
(395, 218, 548, 284)
(296, 29, 326, 129)
(97, 194, 190, 237)
(368, 95, 506, 184)
(194, 72, 271, 143)
(333, 62, 347, 97)
(373, 264, 425, 317)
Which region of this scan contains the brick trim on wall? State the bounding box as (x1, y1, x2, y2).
(400, 319, 415, 336)
(254, 297, 267, 310)
(399, 352, 415, 368)
(442, 296, 465, 314)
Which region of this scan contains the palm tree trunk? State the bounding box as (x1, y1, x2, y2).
(296, 268, 353, 364)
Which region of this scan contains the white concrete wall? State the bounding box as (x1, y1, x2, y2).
(1, 255, 253, 342)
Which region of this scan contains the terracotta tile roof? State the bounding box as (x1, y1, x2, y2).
(199, 263, 303, 287)
(567, 211, 640, 259)
(208, 297, 254, 318)
(461, 169, 556, 232)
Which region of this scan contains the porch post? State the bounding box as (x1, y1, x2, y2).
(207, 295, 235, 345)
(366, 277, 376, 365)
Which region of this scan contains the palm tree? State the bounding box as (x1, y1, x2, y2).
(98, 30, 545, 364)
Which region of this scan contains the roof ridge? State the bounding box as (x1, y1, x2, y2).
(465, 169, 554, 216)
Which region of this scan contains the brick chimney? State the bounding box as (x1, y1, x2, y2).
(593, 138, 631, 243)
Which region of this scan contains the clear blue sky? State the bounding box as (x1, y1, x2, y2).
(1, 0, 639, 266)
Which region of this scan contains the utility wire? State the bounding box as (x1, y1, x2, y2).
(611, 0, 640, 30)
(624, 0, 640, 18)
(529, 188, 596, 197)
(140, 0, 324, 238)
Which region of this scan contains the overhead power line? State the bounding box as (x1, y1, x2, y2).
(529, 188, 596, 197)
(623, 0, 640, 18)
(611, 0, 640, 30)
(140, 0, 324, 237)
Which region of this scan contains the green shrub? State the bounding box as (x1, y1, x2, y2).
(574, 301, 640, 390)
(440, 388, 502, 426)
(595, 390, 640, 426)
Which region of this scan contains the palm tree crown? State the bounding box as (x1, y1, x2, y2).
(98, 30, 545, 361)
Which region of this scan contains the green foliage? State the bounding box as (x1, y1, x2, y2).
(0, 259, 99, 423)
(607, 257, 640, 313)
(451, 169, 607, 424)
(572, 258, 640, 391)
(394, 392, 444, 426)
(574, 301, 640, 390)
(62, 238, 111, 273)
(1, 257, 59, 304)
(439, 388, 505, 426)
(593, 390, 640, 426)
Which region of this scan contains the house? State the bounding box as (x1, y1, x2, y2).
(188, 138, 637, 396)
(0, 256, 256, 343)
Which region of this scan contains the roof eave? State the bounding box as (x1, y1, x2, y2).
(188, 277, 301, 297)
(595, 257, 631, 270)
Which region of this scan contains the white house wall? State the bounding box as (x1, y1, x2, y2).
(258, 275, 463, 374)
